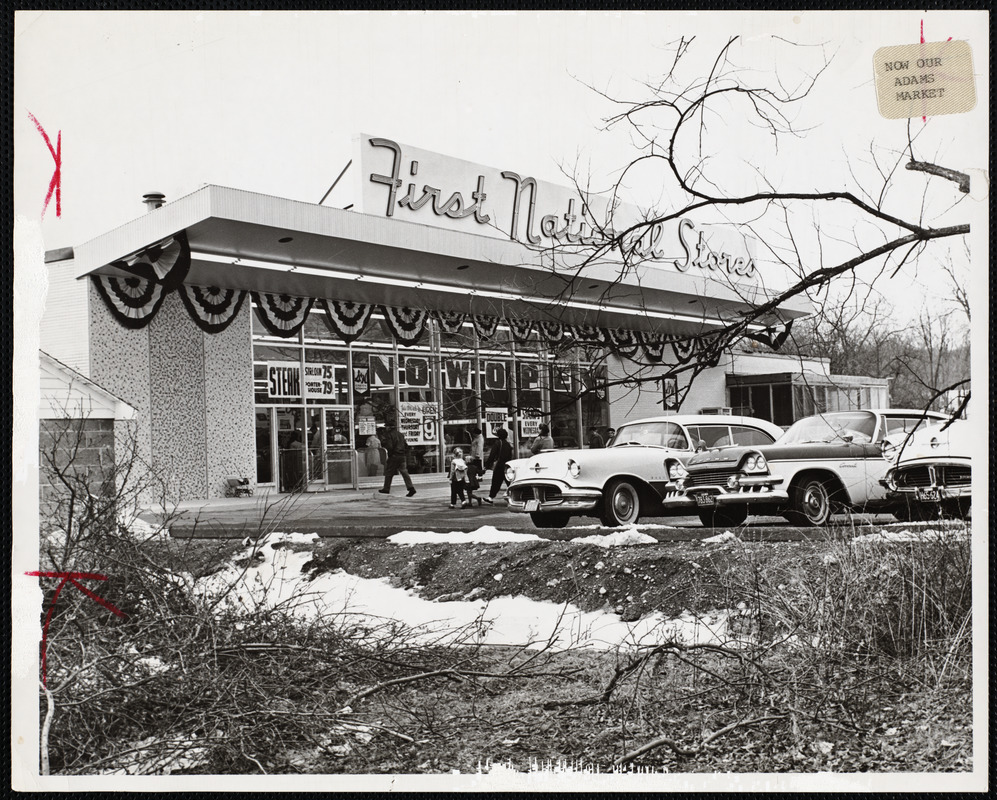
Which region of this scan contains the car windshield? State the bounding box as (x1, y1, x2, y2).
(609, 421, 689, 449)
(778, 411, 877, 445)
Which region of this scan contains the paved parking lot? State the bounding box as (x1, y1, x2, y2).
(153, 481, 902, 541)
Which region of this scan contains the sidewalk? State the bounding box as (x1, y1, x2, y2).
(154, 479, 524, 539)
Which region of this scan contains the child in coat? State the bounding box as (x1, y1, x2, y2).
(448, 448, 469, 508)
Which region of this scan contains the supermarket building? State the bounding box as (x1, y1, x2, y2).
(40, 135, 887, 499)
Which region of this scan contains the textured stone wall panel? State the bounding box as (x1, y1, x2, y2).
(203, 301, 255, 498)
(148, 292, 207, 500)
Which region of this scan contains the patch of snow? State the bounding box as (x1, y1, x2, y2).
(851, 527, 969, 544)
(195, 538, 730, 651)
(570, 531, 658, 547)
(702, 530, 738, 544)
(388, 527, 542, 545)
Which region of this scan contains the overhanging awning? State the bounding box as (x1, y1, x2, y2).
(72, 185, 813, 337)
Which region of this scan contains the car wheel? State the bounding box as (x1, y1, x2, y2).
(601, 479, 641, 526)
(529, 511, 571, 528)
(785, 476, 834, 526)
(697, 506, 748, 529)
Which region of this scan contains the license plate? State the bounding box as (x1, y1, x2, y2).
(693, 493, 716, 507)
(915, 487, 939, 502)
(524, 499, 540, 512)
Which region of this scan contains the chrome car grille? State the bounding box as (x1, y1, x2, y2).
(894, 464, 971, 489)
(509, 484, 564, 503)
(685, 467, 738, 489)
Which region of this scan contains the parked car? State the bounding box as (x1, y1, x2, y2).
(504, 415, 784, 528)
(664, 409, 946, 527)
(881, 419, 971, 521)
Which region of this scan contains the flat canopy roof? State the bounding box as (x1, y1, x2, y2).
(71, 185, 812, 337)
(727, 371, 891, 387)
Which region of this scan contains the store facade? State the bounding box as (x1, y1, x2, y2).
(43, 137, 815, 499)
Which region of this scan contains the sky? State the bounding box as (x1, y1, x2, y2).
(14, 9, 988, 327)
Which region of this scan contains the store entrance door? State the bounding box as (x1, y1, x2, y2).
(323, 407, 355, 487)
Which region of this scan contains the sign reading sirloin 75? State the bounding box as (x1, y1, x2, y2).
(356, 134, 757, 279)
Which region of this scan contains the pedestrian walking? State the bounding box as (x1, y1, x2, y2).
(587, 426, 605, 449)
(482, 427, 513, 504)
(364, 428, 383, 476)
(530, 423, 555, 455)
(378, 421, 416, 497)
(448, 447, 470, 508)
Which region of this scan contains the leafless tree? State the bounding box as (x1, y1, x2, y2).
(528, 36, 972, 416)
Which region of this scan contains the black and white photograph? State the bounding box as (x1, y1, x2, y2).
(12, 9, 988, 791)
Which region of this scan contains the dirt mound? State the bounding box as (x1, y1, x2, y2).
(302, 536, 800, 621)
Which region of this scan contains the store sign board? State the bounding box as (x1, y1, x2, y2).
(369, 354, 431, 388)
(485, 407, 510, 438)
(520, 412, 542, 439)
(356, 134, 758, 280)
(358, 415, 378, 436)
(267, 362, 342, 399)
(398, 402, 440, 446)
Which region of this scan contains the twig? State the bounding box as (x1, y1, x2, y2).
(338, 668, 457, 711)
(241, 750, 267, 774)
(613, 714, 787, 767)
(905, 160, 970, 193)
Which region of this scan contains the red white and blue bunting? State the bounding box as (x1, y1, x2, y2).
(91, 274, 169, 329)
(321, 299, 374, 343)
(571, 325, 605, 345)
(507, 317, 535, 344)
(432, 310, 468, 335)
(251, 292, 314, 338)
(380, 305, 428, 345)
(472, 315, 500, 340)
(537, 320, 567, 343)
(90, 229, 731, 363)
(606, 328, 640, 357)
(110, 231, 191, 292)
(178, 285, 248, 334)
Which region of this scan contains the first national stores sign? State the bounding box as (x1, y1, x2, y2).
(356, 134, 758, 279)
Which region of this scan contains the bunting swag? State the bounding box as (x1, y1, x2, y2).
(380, 305, 428, 345)
(178, 285, 248, 334)
(432, 310, 467, 335)
(571, 325, 604, 345)
(537, 320, 567, 343)
(111, 231, 191, 292)
(672, 337, 697, 364)
(507, 317, 534, 344)
(472, 315, 499, 340)
(91, 274, 169, 329)
(640, 332, 667, 363)
(322, 299, 374, 343)
(606, 328, 640, 357)
(251, 292, 314, 338)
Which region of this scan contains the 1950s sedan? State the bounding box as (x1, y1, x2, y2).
(881, 418, 971, 521)
(664, 409, 945, 527)
(504, 415, 784, 528)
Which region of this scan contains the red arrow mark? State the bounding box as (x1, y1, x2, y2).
(27, 112, 62, 219)
(25, 571, 126, 686)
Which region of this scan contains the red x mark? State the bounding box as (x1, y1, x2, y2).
(27, 112, 61, 219)
(26, 571, 126, 686)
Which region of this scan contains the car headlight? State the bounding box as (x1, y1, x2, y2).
(567, 459, 581, 478)
(881, 439, 899, 463)
(667, 461, 689, 480)
(505, 465, 517, 482)
(741, 453, 768, 473)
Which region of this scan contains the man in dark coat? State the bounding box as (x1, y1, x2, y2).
(587, 426, 605, 449)
(482, 427, 513, 504)
(378, 421, 416, 497)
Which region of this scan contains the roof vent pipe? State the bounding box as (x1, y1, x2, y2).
(142, 192, 166, 212)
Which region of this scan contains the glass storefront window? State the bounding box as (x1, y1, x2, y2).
(304, 348, 349, 404)
(549, 360, 580, 449)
